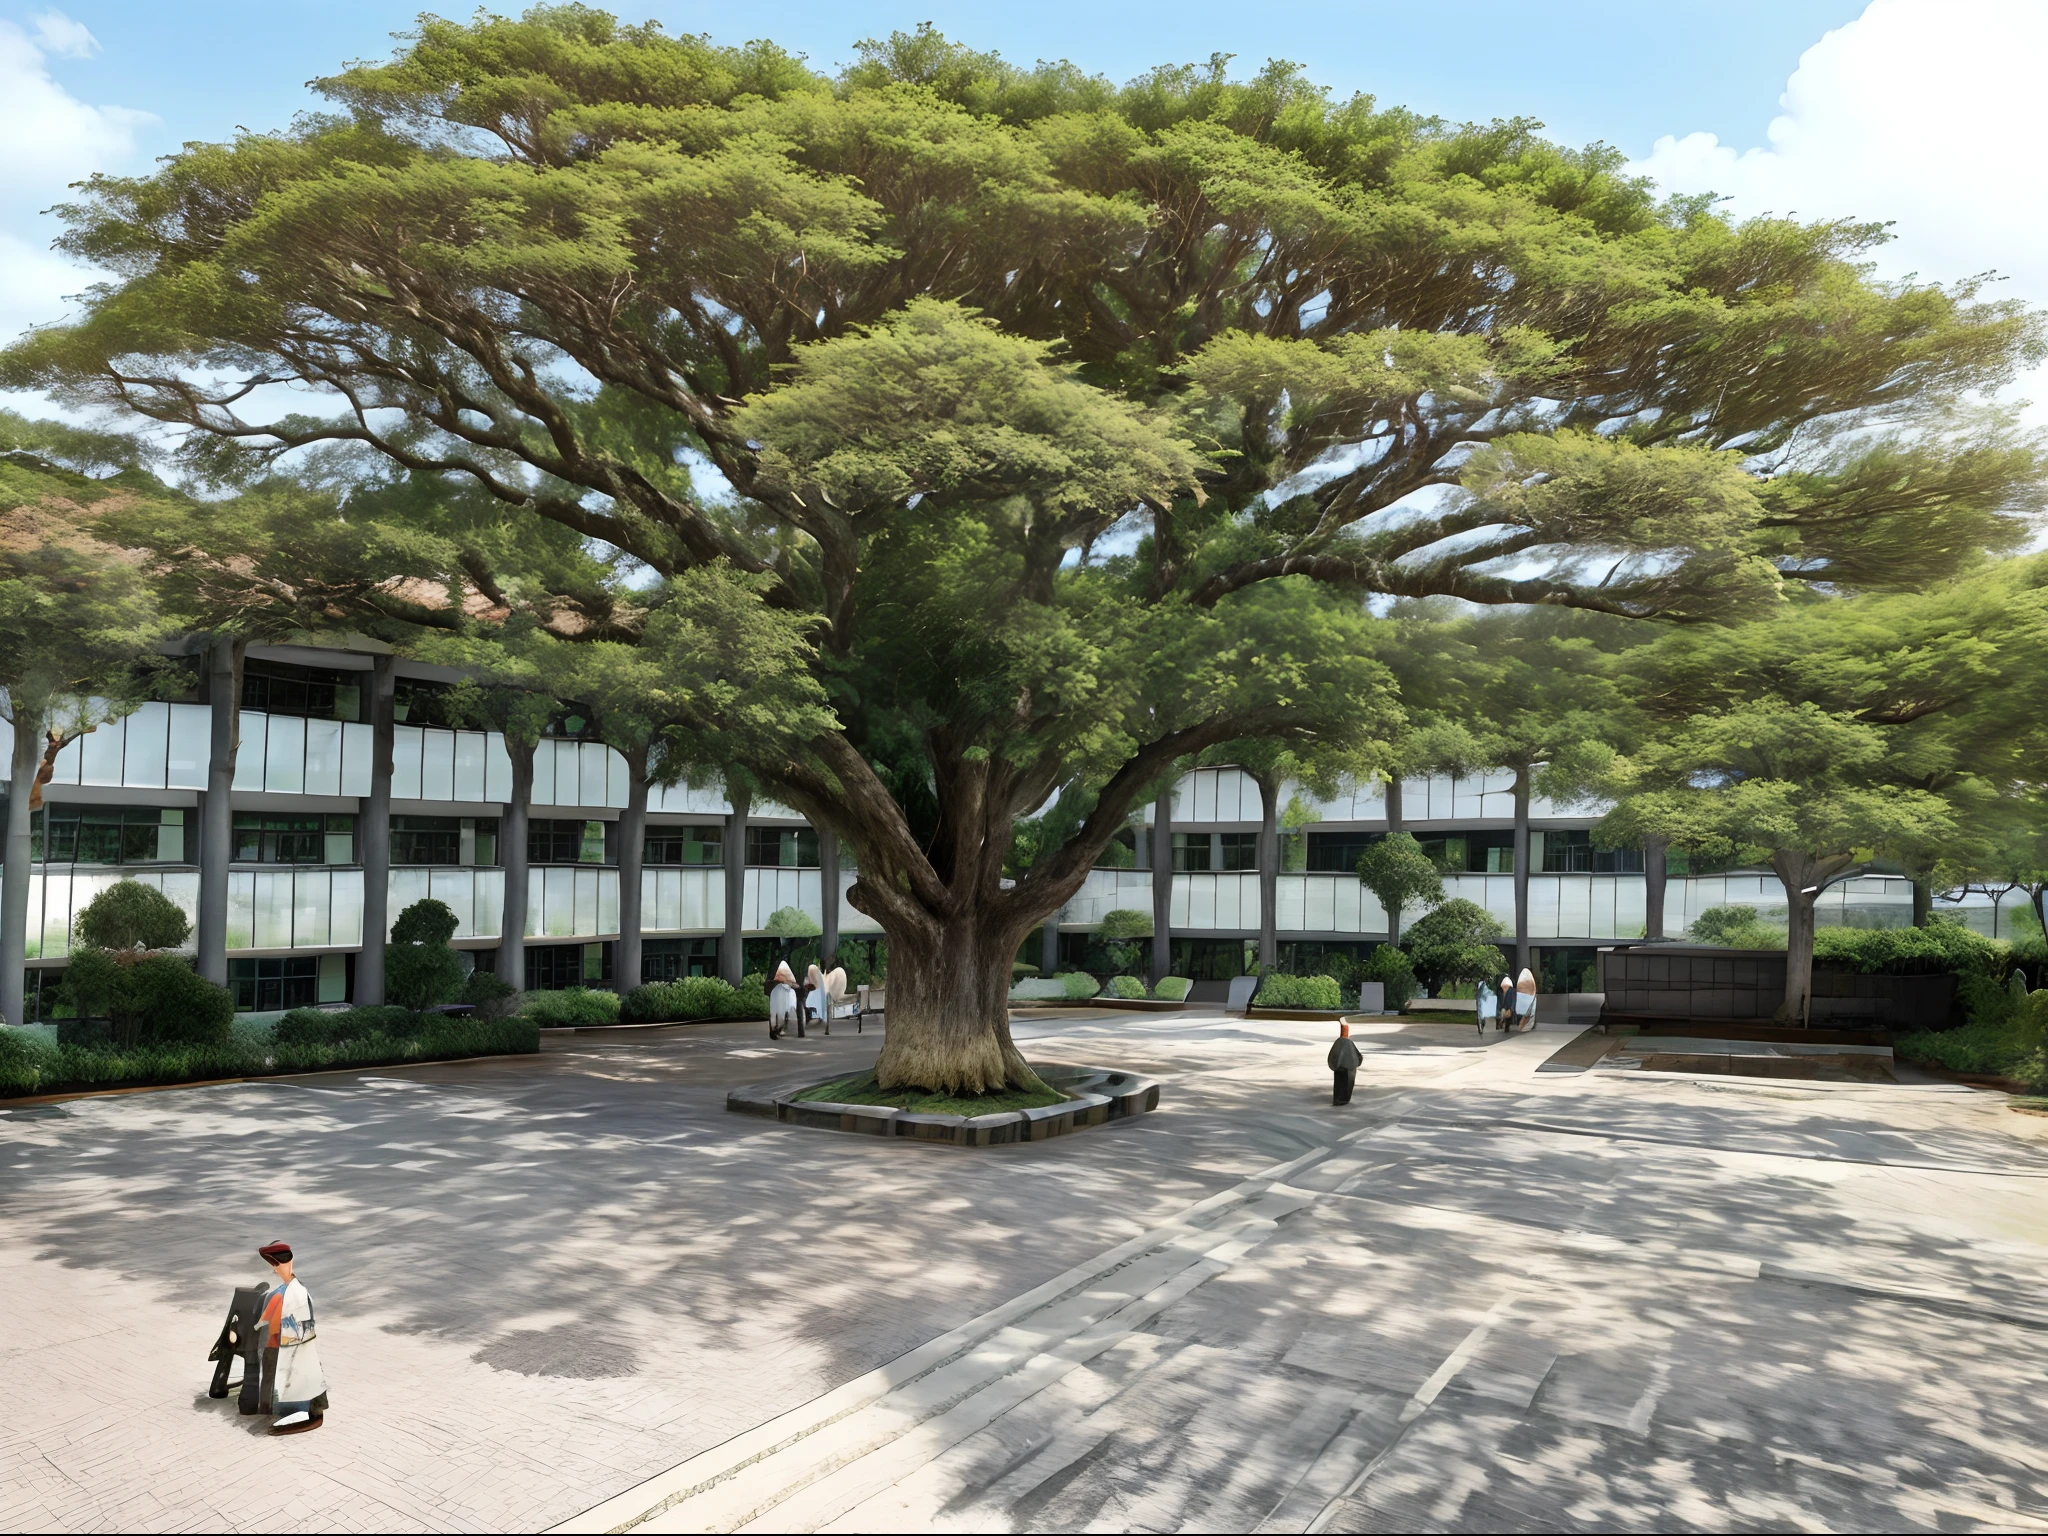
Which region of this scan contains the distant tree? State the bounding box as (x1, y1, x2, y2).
(1402, 899, 1510, 997)
(65, 879, 229, 1049)
(1355, 833, 1443, 946)
(385, 898, 465, 1012)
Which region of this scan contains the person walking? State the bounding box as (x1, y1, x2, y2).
(254, 1241, 327, 1435)
(1475, 978, 1498, 1035)
(1514, 967, 1539, 1031)
(1327, 1022, 1363, 1105)
(769, 962, 801, 1039)
(1495, 975, 1515, 1031)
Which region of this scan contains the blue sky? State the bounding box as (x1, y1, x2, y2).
(3, 1, 2043, 421)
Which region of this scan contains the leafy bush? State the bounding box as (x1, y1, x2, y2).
(0, 1026, 58, 1094)
(521, 987, 622, 1027)
(621, 976, 760, 1023)
(1402, 900, 1509, 995)
(1098, 908, 1153, 940)
(390, 898, 459, 946)
(384, 898, 467, 1010)
(1359, 944, 1417, 1010)
(1105, 974, 1147, 999)
(66, 948, 233, 1049)
(273, 1005, 419, 1047)
(1060, 971, 1100, 1000)
(461, 968, 518, 1019)
(733, 972, 770, 1018)
(764, 905, 822, 939)
(1687, 904, 1787, 948)
(1152, 975, 1193, 1002)
(75, 879, 189, 951)
(1257, 974, 1343, 1010)
(1355, 833, 1444, 930)
(1815, 919, 2013, 1026)
(1896, 993, 2048, 1086)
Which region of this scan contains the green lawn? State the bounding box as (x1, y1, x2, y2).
(791, 1069, 1068, 1117)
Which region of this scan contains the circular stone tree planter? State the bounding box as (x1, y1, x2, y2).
(727, 1063, 1162, 1147)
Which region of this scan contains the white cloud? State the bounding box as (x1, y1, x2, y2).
(1629, 0, 2047, 418)
(0, 19, 152, 189)
(31, 9, 100, 59)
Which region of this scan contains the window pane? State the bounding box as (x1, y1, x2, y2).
(1171, 832, 1211, 872)
(1219, 833, 1258, 871)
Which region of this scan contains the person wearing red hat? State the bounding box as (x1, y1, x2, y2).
(1326, 1023, 1362, 1105)
(255, 1242, 328, 1435)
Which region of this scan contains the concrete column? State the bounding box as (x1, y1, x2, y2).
(0, 705, 42, 1026)
(354, 655, 395, 1004)
(818, 826, 840, 964)
(1150, 789, 1173, 984)
(196, 636, 243, 986)
(720, 783, 751, 984)
(614, 744, 648, 994)
(496, 738, 534, 992)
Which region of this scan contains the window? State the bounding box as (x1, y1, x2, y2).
(32, 807, 190, 865)
(1538, 830, 1644, 874)
(1219, 832, 1259, 871)
(240, 661, 364, 722)
(1305, 831, 1376, 873)
(641, 937, 719, 982)
(392, 815, 461, 865)
(530, 819, 609, 864)
(1170, 832, 1212, 872)
(228, 956, 320, 1013)
(234, 813, 353, 864)
(1414, 830, 1516, 874)
(644, 826, 722, 866)
(746, 826, 820, 867)
(527, 942, 609, 991)
(391, 678, 456, 727)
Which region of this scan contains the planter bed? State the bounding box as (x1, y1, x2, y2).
(728, 1062, 1161, 1147)
(1011, 997, 1187, 1013)
(0, 1047, 541, 1107)
(1246, 1006, 1351, 1022)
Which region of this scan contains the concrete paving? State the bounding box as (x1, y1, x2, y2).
(3, 1009, 2046, 1533)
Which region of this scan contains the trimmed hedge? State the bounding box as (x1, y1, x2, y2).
(0, 1015, 540, 1098)
(1815, 921, 2014, 1028)
(620, 975, 768, 1023)
(1152, 976, 1193, 1002)
(1895, 989, 2046, 1087)
(1105, 975, 1147, 999)
(521, 988, 622, 1027)
(1257, 974, 1344, 1010)
(1061, 971, 1100, 1000)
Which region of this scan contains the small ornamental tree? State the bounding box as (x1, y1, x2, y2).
(65, 879, 230, 1048)
(385, 898, 465, 1012)
(11, 15, 2040, 1090)
(1355, 833, 1444, 946)
(1402, 899, 1510, 997)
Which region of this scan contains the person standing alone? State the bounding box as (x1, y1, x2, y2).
(1327, 1023, 1363, 1105)
(255, 1241, 328, 1435)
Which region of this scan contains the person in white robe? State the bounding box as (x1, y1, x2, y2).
(1475, 980, 1498, 1034)
(769, 961, 801, 1039)
(255, 1241, 327, 1435)
(1514, 967, 1539, 1030)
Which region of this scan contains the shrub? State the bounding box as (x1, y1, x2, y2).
(521, 988, 622, 1027)
(272, 1005, 418, 1047)
(461, 968, 518, 1020)
(1098, 908, 1153, 941)
(0, 1026, 58, 1094)
(1060, 971, 1100, 1000)
(1152, 975, 1193, 1002)
(732, 972, 770, 1018)
(390, 898, 459, 946)
(1258, 974, 1343, 1010)
(1106, 974, 1147, 999)
(66, 948, 233, 1049)
(1402, 900, 1509, 995)
(1687, 904, 1787, 948)
(75, 879, 189, 951)
(1360, 944, 1418, 1010)
(1009, 977, 1072, 1001)
(764, 905, 822, 940)
(384, 898, 467, 1010)
(622, 976, 753, 1023)
(1815, 919, 2013, 1026)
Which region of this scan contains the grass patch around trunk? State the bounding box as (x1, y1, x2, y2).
(791, 1068, 1068, 1117)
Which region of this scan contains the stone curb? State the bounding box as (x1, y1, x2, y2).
(726, 1063, 1162, 1147)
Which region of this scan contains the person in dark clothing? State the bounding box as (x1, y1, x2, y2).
(1327, 1023, 1363, 1105)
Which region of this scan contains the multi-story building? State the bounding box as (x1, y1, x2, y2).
(3, 643, 2009, 1019)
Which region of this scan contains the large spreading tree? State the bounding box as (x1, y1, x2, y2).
(8, 11, 2042, 1089)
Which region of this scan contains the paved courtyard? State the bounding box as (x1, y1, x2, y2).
(3, 1007, 2046, 1533)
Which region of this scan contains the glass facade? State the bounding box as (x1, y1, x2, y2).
(240, 661, 363, 722)
(746, 826, 819, 867)
(530, 819, 609, 864)
(1306, 830, 1376, 873)
(1536, 829, 1645, 874)
(527, 941, 609, 991)
(1171, 832, 1211, 872)
(32, 807, 190, 865)
(644, 826, 722, 866)
(234, 812, 355, 864)
(228, 955, 321, 1012)
(1219, 832, 1258, 871)
(391, 815, 498, 866)
(642, 936, 719, 981)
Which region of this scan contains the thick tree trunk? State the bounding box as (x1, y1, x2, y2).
(1911, 878, 1932, 928)
(355, 655, 395, 1005)
(1511, 764, 1531, 976)
(1384, 774, 1404, 834)
(819, 827, 840, 964)
(1643, 833, 1669, 940)
(497, 739, 533, 992)
(614, 743, 648, 995)
(1253, 770, 1279, 972)
(1151, 786, 1173, 984)
(873, 904, 1042, 1094)
(196, 636, 244, 987)
(721, 783, 750, 985)
(0, 706, 41, 1027)
(1772, 850, 1853, 1027)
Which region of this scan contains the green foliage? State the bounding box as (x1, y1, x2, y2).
(620, 976, 763, 1023)
(764, 906, 823, 940)
(390, 898, 459, 946)
(791, 1067, 1066, 1117)
(1105, 975, 1148, 999)
(74, 880, 189, 952)
(1402, 900, 1510, 994)
(273, 1005, 417, 1047)
(1813, 919, 2010, 979)
(733, 972, 771, 1017)
(1152, 976, 1193, 1002)
(1097, 908, 1153, 941)
(1354, 832, 1443, 935)
(1895, 992, 2048, 1087)
(1256, 974, 1343, 1010)
(1688, 904, 1788, 949)
(1061, 971, 1101, 1000)
(0, 1026, 59, 1095)
(521, 988, 623, 1027)
(1359, 944, 1418, 1011)
(384, 942, 466, 1012)
(64, 948, 232, 1049)
(460, 968, 519, 1020)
